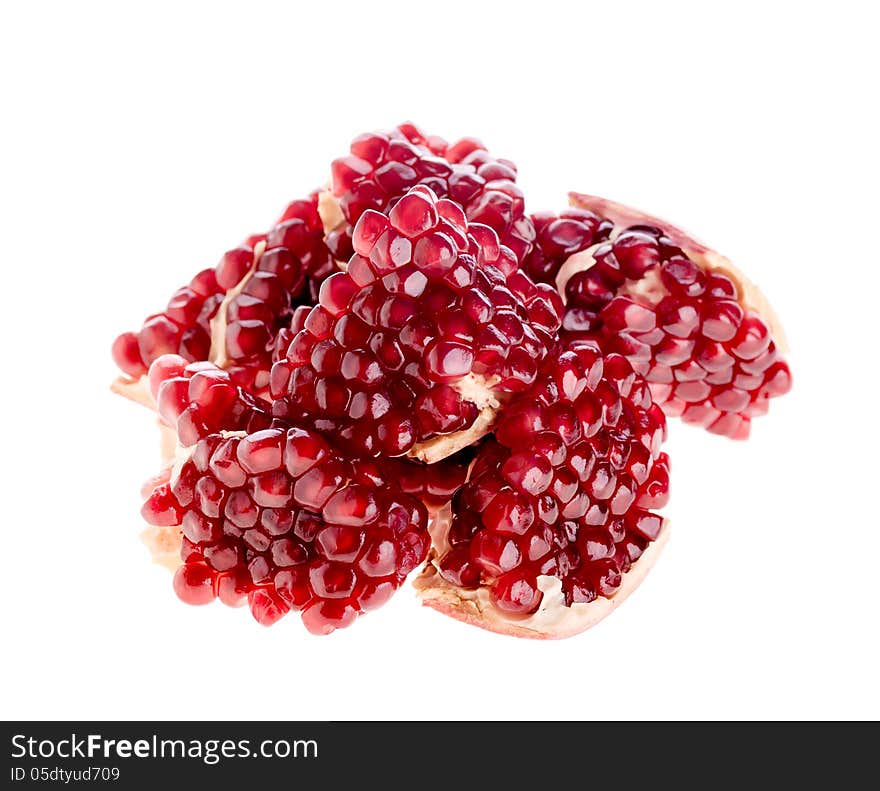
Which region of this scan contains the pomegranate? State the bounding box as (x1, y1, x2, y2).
(271, 185, 563, 462)
(550, 193, 791, 438)
(415, 343, 670, 638)
(141, 352, 470, 589)
(113, 122, 792, 638)
(142, 427, 430, 634)
(112, 194, 335, 403)
(325, 123, 536, 263)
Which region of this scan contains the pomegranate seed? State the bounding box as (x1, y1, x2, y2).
(172, 563, 217, 606)
(490, 572, 543, 615)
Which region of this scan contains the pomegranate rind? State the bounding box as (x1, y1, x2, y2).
(564, 192, 788, 353)
(140, 524, 183, 571)
(408, 374, 503, 463)
(318, 188, 346, 237)
(414, 516, 670, 640)
(110, 376, 156, 409)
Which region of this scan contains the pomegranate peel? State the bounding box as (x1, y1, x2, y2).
(415, 520, 669, 639)
(565, 192, 788, 350)
(556, 192, 792, 439)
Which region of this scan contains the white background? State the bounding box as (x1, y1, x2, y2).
(1, 1, 877, 721)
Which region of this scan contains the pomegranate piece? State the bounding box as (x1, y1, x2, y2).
(111, 194, 335, 401)
(554, 193, 792, 438)
(148, 355, 273, 447)
(271, 185, 563, 462)
(142, 427, 430, 634)
(414, 344, 670, 638)
(521, 208, 614, 285)
(326, 123, 537, 263)
(112, 270, 224, 382)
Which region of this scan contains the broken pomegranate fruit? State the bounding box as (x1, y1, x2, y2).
(521, 208, 614, 285)
(150, 355, 273, 447)
(271, 185, 563, 462)
(112, 194, 335, 403)
(142, 427, 430, 634)
(554, 193, 791, 439)
(113, 122, 791, 638)
(326, 123, 536, 263)
(415, 343, 669, 638)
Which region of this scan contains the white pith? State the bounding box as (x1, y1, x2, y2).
(564, 192, 789, 353)
(408, 374, 503, 463)
(318, 188, 346, 235)
(208, 241, 267, 368)
(414, 514, 670, 640)
(110, 241, 268, 409)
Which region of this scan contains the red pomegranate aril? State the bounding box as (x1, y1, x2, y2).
(321, 487, 379, 527)
(301, 600, 359, 635)
(216, 246, 255, 289)
(140, 483, 182, 526)
(309, 562, 357, 599)
(654, 336, 696, 367)
(490, 572, 543, 615)
(173, 563, 216, 606)
(248, 588, 290, 626)
(661, 257, 706, 297)
(602, 297, 656, 334)
(502, 453, 553, 496)
(112, 332, 146, 377)
(701, 300, 744, 342)
(680, 402, 722, 428)
(216, 570, 250, 607)
(730, 315, 771, 360)
(138, 315, 181, 361)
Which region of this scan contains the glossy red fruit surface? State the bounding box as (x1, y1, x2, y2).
(112, 195, 334, 397)
(142, 428, 430, 634)
(420, 343, 669, 634)
(330, 123, 536, 263)
(271, 185, 562, 459)
(555, 197, 791, 439)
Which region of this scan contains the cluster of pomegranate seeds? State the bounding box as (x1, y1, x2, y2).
(329, 123, 537, 263)
(112, 268, 224, 379)
(560, 226, 791, 438)
(142, 427, 430, 634)
(114, 122, 791, 637)
(148, 355, 273, 447)
(271, 185, 563, 458)
(112, 195, 335, 396)
(433, 345, 669, 613)
(521, 209, 613, 285)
